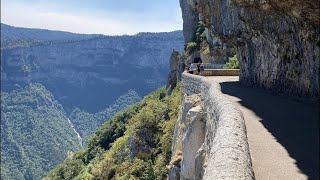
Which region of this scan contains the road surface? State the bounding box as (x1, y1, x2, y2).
(207, 76, 319, 180)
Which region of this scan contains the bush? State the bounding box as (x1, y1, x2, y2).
(185, 42, 197, 55)
(195, 22, 206, 44)
(184, 21, 213, 57)
(224, 55, 240, 69)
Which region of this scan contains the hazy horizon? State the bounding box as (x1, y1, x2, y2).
(1, 22, 183, 36)
(1, 0, 183, 35)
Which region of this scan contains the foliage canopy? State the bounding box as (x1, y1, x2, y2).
(45, 84, 181, 180)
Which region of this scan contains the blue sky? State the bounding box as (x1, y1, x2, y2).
(1, 0, 183, 35)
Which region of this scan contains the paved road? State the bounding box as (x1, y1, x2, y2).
(207, 76, 319, 180)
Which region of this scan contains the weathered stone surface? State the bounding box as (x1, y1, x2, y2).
(171, 93, 202, 160)
(182, 0, 320, 98)
(169, 165, 181, 180)
(128, 134, 151, 160)
(180, 0, 199, 43)
(167, 49, 184, 95)
(169, 93, 203, 179)
(179, 72, 254, 180)
(181, 105, 205, 180)
(233, 0, 320, 27)
(201, 28, 235, 64)
(194, 144, 206, 179)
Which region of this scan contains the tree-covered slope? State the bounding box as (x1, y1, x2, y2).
(0, 83, 143, 180)
(45, 84, 181, 180)
(0, 83, 82, 180)
(69, 90, 142, 144)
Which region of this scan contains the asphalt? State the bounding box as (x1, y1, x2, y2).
(207, 76, 319, 180)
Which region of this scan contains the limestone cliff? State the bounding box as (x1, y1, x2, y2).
(1, 30, 184, 112)
(180, 0, 320, 98)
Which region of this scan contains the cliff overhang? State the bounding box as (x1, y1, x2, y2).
(180, 0, 320, 98)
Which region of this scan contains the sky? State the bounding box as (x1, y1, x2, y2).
(1, 0, 183, 35)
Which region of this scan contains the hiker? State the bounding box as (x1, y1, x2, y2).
(186, 62, 194, 74)
(193, 57, 202, 73)
(199, 64, 205, 76)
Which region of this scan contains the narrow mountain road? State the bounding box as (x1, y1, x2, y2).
(207, 76, 319, 180)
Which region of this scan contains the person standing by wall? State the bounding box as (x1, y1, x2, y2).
(199, 64, 205, 76)
(193, 57, 202, 74)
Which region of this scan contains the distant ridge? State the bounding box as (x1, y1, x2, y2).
(1, 23, 182, 49)
(1, 23, 182, 40)
(1, 23, 103, 41)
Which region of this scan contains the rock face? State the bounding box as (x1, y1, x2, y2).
(1, 31, 184, 112)
(180, 0, 320, 98)
(167, 49, 185, 95)
(169, 93, 204, 180)
(180, 105, 205, 179)
(128, 134, 151, 160)
(180, 0, 199, 43)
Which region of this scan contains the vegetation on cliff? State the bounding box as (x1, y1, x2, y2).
(184, 21, 211, 56)
(45, 84, 181, 180)
(224, 55, 240, 69)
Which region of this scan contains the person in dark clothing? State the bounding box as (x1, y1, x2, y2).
(186, 62, 191, 71)
(193, 57, 202, 73)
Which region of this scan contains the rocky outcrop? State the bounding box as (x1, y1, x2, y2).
(169, 72, 254, 180)
(180, 0, 320, 98)
(167, 49, 185, 95)
(169, 93, 203, 180)
(180, 105, 205, 179)
(128, 134, 151, 160)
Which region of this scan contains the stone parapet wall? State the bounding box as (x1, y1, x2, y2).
(180, 72, 254, 179)
(202, 63, 225, 69)
(203, 69, 240, 76)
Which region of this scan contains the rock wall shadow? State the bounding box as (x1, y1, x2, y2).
(220, 81, 319, 180)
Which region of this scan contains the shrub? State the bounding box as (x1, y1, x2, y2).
(185, 42, 198, 55)
(195, 22, 206, 44)
(224, 55, 240, 69)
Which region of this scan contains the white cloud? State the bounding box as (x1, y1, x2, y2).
(1, 1, 182, 35)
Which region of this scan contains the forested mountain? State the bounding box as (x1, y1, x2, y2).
(1, 83, 82, 180)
